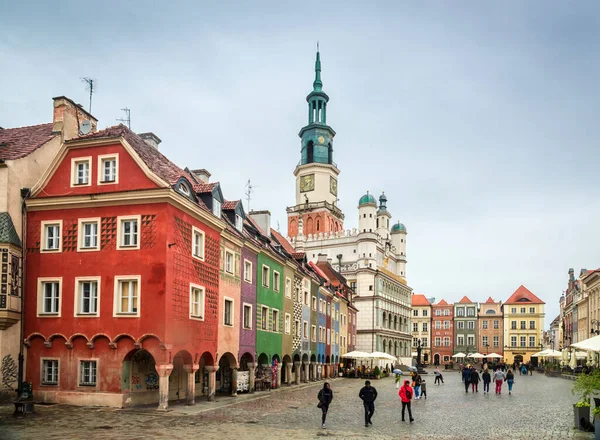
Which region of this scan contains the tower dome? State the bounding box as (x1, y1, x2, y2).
(358, 192, 377, 206)
(391, 222, 407, 234)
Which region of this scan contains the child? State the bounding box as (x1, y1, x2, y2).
(420, 379, 427, 399)
(482, 369, 491, 394)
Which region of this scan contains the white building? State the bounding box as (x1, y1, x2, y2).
(285, 50, 413, 364)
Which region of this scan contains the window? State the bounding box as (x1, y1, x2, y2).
(467, 308, 475, 317)
(511, 307, 517, 314)
(443, 355, 450, 362)
(435, 321, 441, 329)
(482, 336, 488, 346)
(520, 336, 526, 347)
(272, 309, 279, 332)
(295, 319, 300, 337)
(422, 323, 428, 332)
(192, 227, 205, 260)
(444, 321, 450, 329)
(39, 279, 61, 315)
(511, 336, 517, 347)
(273, 271, 280, 292)
(467, 335, 474, 346)
(529, 307, 535, 314)
(493, 320, 499, 329)
(262, 266, 270, 288)
(244, 260, 252, 283)
(78, 219, 99, 251)
(326, 303, 331, 316)
(435, 310, 441, 316)
(529, 336, 536, 347)
(79, 360, 97, 386)
(304, 290, 309, 305)
(467, 321, 474, 330)
(413, 310, 418, 317)
(457, 336, 464, 346)
(117, 216, 140, 250)
(225, 250, 234, 274)
(422, 310, 428, 317)
(75, 278, 99, 316)
(444, 309, 449, 316)
(114, 276, 140, 316)
(327, 329, 331, 344)
(435, 337, 441, 346)
(520, 321, 526, 329)
(42, 221, 62, 252)
(520, 307, 526, 314)
(511, 321, 517, 330)
(285, 313, 291, 334)
(235, 214, 243, 232)
(223, 298, 233, 326)
(98, 154, 118, 184)
(190, 285, 205, 319)
(311, 325, 317, 341)
(243, 304, 252, 329)
(312, 296, 317, 311)
(412, 338, 419, 347)
(285, 278, 291, 298)
(457, 321, 464, 330)
(261, 306, 268, 330)
(482, 320, 488, 329)
(456, 308, 464, 317)
(213, 199, 221, 217)
(413, 322, 418, 332)
(42, 359, 59, 385)
(303, 321, 309, 338)
(443, 337, 450, 347)
(493, 336, 499, 347)
(71, 157, 91, 186)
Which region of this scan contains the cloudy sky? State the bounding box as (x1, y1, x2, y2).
(2, 1, 600, 328)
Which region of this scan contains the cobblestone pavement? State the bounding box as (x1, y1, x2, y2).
(0, 371, 594, 439)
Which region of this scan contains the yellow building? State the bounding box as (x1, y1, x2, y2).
(411, 294, 432, 364)
(502, 285, 545, 365)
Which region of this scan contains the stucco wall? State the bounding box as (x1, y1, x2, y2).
(239, 247, 257, 360)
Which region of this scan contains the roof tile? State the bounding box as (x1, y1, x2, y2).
(0, 123, 56, 160)
(458, 296, 473, 304)
(411, 294, 430, 306)
(504, 285, 545, 305)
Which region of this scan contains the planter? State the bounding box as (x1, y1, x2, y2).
(574, 404, 590, 430)
(595, 418, 600, 440)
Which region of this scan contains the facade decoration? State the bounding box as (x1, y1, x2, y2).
(431, 299, 454, 365)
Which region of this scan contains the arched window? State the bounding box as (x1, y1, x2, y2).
(306, 217, 313, 234)
(307, 141, 314, 163)
(376, 218, 379, 228)
(327, 143, 332, 164)
(316, 219, 320, 231)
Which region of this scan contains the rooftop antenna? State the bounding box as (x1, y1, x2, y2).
(116, 108, 131, 129)
(245, 179, 257, 212)
(81, 78, 97, 114)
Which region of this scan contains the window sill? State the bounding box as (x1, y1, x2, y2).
(39, 313, 59, 317)
(72, 182, 90, 187)
(78, 384, 97, 387)
(192, 254, 205, 262)
(40, 383, 58, 387)
(190, 316, 205, 321)
(41, 249, 60, 252)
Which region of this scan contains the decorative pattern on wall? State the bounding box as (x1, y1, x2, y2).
(292, 275, 302, 353)
(141, 215, 157, 250)
(0, 249, 7, 304)
(101, 217, 117, 250)
(1, 354, 17, 389)
(62, 220, 78, 252)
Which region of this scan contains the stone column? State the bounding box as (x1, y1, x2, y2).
(311, 362, 317, 381)
(294, 362, 301, 385)
(231, 368, 238, 396)
(303, 362, 310, 382)
(183, 365, 199, 405)
(276, 365, 282, 389)
(286, 363, 293, 386)
(205, 366, 219, 401)
(156, 364, 173, 411)
(248, 362, 256, 393)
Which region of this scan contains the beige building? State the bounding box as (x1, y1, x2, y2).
(478, 297, 503, 357)
(577, 269, 591, 343)
(0, 96, 96, 399)
(411, 294, 432, 364)
(584, 269, 600, 336)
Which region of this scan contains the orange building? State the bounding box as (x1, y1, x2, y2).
(431, 299, 454, 365)
(478, 297, 503, 358)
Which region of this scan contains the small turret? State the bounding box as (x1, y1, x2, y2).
(390, 221, 407, 278)
(376, 192, 392, 239)
(358, 191, 377, 234)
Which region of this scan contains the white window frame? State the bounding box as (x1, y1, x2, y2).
(97, 154, 119, 185)
(37, 277, 62, 317)
(285, 277, 291, 298)
(213, 198, 222, 217)
(40, 358, 59, 386)
(235, 214, 243, 232)
(71, 157, 92, 187)
(244, 260, 252, 283)
(261, 306, 269, 330)
(73, 276, 101, 317)
(482, 320, 488, 329)
(224, 249, 235, 275)
(511, 336, 517, 347)
(41, 220, 63, 253)
(243, 303, 252, 329)
(467, 335, 475, 346)
(520, 336, 526, 347)
(113, 275, 141, 317)
(78, 359, 98, 387)
(435, 310, 441, 316)
(529, 336, 536, 347)
(273, 271, 280, 292)
(311, 324, 317, 342)
(191, 226, 205, 261)
(190, 283, 205, 320)
(467, 321, 475, 330)
(493, 336, 499, 347)
(457, 335, 464, 346)
(493, 320, 499, 329)
(435, 321, 441, 329)
(272, 309, 279, 332)
(262, 265, 270, 288)
(116, 215, 141, 250)
(482, 336, 488, 346)
(284, 313, 291, 334)
(295, 319, 301, 337)
(77, 218, 100, 252)
(529, 307, 536, 314)
(303, 321, 309, 338)
(312, 296, 317, 311)
(457, 321, 464, 330)
(223, 297, 234, 326)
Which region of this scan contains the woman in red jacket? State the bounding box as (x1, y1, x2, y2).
(398, 380, 415, 422)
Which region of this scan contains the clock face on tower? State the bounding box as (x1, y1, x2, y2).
(330, 176, 338, 196)
(318, 136, 325, 144)
(300, 174, 315, 192)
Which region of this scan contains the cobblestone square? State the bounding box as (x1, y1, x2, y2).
(0, 372, 594, 439)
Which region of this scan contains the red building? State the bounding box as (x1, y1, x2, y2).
(24, 125, 227, 409)
(431, 299, 454, 365)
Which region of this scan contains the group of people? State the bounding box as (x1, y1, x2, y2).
(461, 364, 517, 395)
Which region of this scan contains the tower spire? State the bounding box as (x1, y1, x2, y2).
(313, 45, 323, 92)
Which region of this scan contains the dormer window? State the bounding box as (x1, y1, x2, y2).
(213, 199, 221, 217)
(178, 183, 190, 196)
(235, 214, 243, 232)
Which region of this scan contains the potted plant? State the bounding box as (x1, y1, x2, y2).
(373, 366, 381, 379)
(572, 370, 600, 430)
(593, 406, 600, 440)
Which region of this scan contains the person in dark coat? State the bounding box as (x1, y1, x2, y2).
(359, 380, 378, 427)
(462, 366, 471, 393)
(470, 367, 480, 393)
(482, 369, 491, 394)
(317, 382, 333, 428)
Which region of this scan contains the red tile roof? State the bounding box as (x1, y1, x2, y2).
(270, 229, 296, 255)
(485, 297, 496, 304)
(411, 294, 430, 306)
(292, 252, 305, 260)
(0, 123, 56, 160)
(458, 296, 473, 304)
(222, 200, 239, 210)
(194, 182, 217, 193)
(435, 299, 449, 306)
(309, 261, 330, 283)
(504, 285, 544, 305)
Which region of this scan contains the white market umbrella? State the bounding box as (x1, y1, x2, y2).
(469, 353, 485, 359)
(531, 351, 546, 358)
(575, 351, 588, 359)
(571, 334, 600, 352)
(570, 351, 578, 369)
(487, 353, 503, 359)
(341, 351, 370, 359)
(368, 351, 397, 362)
(452, 353, 467, 358)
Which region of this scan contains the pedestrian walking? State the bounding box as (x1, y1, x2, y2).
(413, 373, 422, 399)
(470, 367, 480, 393)
(493, 368, 505, 394)
(462, 366, 471, 393)
(420, 379, 427, 399)
(317, 382, 333, 428)
(482, 369, 491, 394)
(528, 363, 533, 376)
(434, 367, 444, 385)
(506, 369, 515, 395)
(359, 380, 378, 427)
(399, 380, 414, 422)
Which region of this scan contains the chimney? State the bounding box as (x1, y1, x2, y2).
(52, 96, 98, 140)
(138, 132, 162, 150)
(249, 210, 271, 238)
(317, 254, 328, 263)
(191, 168, 211, 183)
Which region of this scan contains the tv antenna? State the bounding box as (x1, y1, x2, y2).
(81, 78, 97, 114)
(245, 179, 258, 212)
(116, 108, 131, 129)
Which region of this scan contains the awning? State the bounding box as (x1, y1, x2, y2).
(571, 334, 600, 352)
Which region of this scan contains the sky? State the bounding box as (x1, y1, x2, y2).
(2, 1, 600, 329)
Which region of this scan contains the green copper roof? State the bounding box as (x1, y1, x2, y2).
(0, 212, 22, 247)
(391, 222, 407, 233)
(313, 50, 323, 92)
(359, 192, 377, 206)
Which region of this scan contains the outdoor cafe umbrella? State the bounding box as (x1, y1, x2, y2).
(468, 353, 485, 359)
(452, 353, 467, 358)
(487, 353, 503, 359)
(341, 351, 371, 359)
(367, 351, 397, 362)
(571, 334, 600, 352)
(570, 350, 578, 370)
